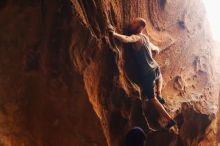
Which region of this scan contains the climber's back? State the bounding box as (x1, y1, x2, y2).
(108, 17, 160, 77)
(132, 33, 159, 76)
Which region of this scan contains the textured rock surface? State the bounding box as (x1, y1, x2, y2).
(0, 1, 106, 146)
(0, 0, 219, 146)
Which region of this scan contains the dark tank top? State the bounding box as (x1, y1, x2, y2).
(132, 34, 159, 76)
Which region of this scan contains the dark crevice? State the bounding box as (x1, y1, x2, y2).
(24, 42, 41, 72)
(47, 0, 73, 79)
(40, 0, 46, 23)
(0, 0, 6, 10)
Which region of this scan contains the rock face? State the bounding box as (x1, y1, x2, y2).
(0, 0, 219, 146)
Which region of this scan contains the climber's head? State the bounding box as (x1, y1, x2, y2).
(124, 127, 146, 146)
(128, 17, 146, 34)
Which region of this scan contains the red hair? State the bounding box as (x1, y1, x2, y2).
(127, 17, 146, 34)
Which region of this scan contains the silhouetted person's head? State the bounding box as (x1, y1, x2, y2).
(128, 18, 146, 34)
(125, 127, 146, 146)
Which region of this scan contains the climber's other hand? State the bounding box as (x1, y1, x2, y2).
(155, 49, 160, 54)
(152, 49, 159, 56)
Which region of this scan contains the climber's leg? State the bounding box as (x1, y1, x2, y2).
(142, 76, 171, 120)
(149, 97, 172, 121)
(154, 68, 166, 104)
(141, 69, 176, 129)
(144, 94, 176, 129)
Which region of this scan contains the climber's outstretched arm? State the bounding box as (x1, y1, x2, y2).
(112, 32, 141, 43)
(107, 24, 141, 43)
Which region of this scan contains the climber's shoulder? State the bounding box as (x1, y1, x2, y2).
(130, 34, 145, 49)
(139, 33, 150, 41)
(128, 34, 142, 43)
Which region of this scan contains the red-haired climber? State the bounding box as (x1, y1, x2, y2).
(108, 18, 176, 129)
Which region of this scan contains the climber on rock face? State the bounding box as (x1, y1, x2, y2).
(108, 18, 176, 129)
